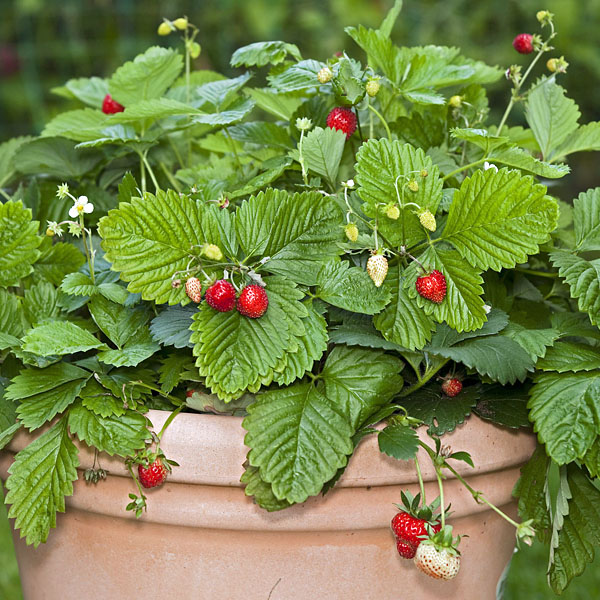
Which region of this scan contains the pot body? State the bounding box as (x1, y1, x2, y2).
(1, 412, 535, 600)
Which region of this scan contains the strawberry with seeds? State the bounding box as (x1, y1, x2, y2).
(416, 270, 447, 303)
(205, 279, 237, 312)
(237, 285, 268, 318)
(326, 107, 357, 139)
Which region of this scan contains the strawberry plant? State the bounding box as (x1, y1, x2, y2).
(1, 5, 600, 594)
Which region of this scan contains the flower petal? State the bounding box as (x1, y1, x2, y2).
(68, 207, 78, 218)
(83, 203, 94, 214)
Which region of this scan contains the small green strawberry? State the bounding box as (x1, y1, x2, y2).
(386, 204, 400, 220)
(317, 67, 332, 84)
(419, 210, 437, 232)
(345, 223, 359, 242)
(366, 78, 380, 97)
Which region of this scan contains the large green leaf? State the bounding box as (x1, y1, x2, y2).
(316, 261, 391, 315)
(320, 345, 404, 429)
(355, 139, 443, 248)
(97, 328, 159, 368)
(330, 313, 404, 351)
(88, 296, 149, 349)
(552, 121, 600, 162)
(0, 200, 42, 287)
(528, 372, 600, 464)
(5, 418, 79, 547)
(228, 122, 293, 149)
(378, 424, 420, 460)
(150, 305, 196, 349)
(550, 251, 600, 326)
(301, 126, 346, 189)
(549, 465, 600, 594)
(23, 280, 59, 325)
(41, 108, 107, 141)
(33, 241, 85, 286)
(574, 188, 600, 252)
(108, 46, 183, 106)
(245, 88, 303, 121)
(537, 342, 600, 373)
(525, 80, 580, 161)
(373, 264, 435, 350)
(68, 401, 148, 457)
(268, 59, 325, 91)
(51, 76, 108, 108)
(22, 322, 105, 357)
(240, 463, 293, 512)
(442, 168, 559, 271)
(243, 382, 354, 503)
(99, 190, 229, 304)
(230, 41, 301, 68)
(500, 323, 559, 362)
(473, 384, 531, 429)
(0, 288, 24, 338)
(7, 362, 90, 431)
(0, 136, 33, 186)
(487, 144, 569, 179)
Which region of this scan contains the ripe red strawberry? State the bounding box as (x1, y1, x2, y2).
(138, 458, 167, 489)
(326, 107, 357, 139)
(391, 511, 442, 559)
(185, 277, 202, 303)
(513, 33, 534, 54)
(205, 280, 236, 312)
(102, 93, 125, 114)
(237, 285, 268, 318)
(414, 541, 461, 580)
(442, 378, 462, 397)
(416, 270, 447, 304)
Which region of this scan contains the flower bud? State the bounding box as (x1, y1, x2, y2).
(449, 95, 462, 108)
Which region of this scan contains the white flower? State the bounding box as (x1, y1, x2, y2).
(344, 179, 355, 189)
(68, 196, 94, 219)
(483, 162, 498, 173)
(483, 304, 492, 314)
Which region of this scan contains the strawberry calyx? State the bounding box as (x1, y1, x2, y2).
(421, 524, 462, 556)
(394, 490, 442, 523)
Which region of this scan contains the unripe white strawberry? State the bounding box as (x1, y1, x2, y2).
(173, 17, 188, 30)
(386, 204, 400, 220)
(367, 253, 388, 287)
(414, 541, 461, 581)
(366, 78, 380, 97)
(419, 210, 437, 232)
(185, 277, 202, 303)
(407, 180, 419, 192)
(203, 243, 223, 261)
(317, 67, 332, 84)
(345, 223, 359, 242)
(157, 21, 173, 36)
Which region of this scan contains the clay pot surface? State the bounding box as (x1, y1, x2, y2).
(1, 411, 536, 600)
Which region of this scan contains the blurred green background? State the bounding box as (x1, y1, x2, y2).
(1, 0, 600, 598)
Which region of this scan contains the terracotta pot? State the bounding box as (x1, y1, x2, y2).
(0, 411, 535, 600)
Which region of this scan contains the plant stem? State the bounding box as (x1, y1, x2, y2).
(442, 158, 487, 182)
(354, 106, 364, 142)
(399, 359, 450, 397)
(185, 28, 192, 166)
(514, 266, 558, 279)
(159, 162, 182, 192)
(0, 188, 12, 201)
(367, 104, 392, 141)
(141, 152, 160, 192)
(225, 128, 243, 169)
(434, 464, 446, 529)
(79, 215, 95, 284)
(157, 403, 186, 441)
(298, 129, 309, 185)
(414, 454, 426, 504)
(125, 381, 184, 407)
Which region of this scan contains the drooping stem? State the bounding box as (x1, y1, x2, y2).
(79, 215, 95, 284)
(157, 403, 186, 441)
(367, 104, 392, 141)
(141, 152, 160, 192)
(125, 381, 184, 407)
(414, 454, 426, 505)
(299, 129, 309, 185)
(354, 106, 364, 142)
(434, 464, 446, 529)
(442, 158, 487, 182)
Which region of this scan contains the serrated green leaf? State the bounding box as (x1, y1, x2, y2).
(0, 423, 20, 452)
(244, 382, 354, 503)
(241, 462, 293, 512)
(537, 342, 600, 373)
(552, 121, 600, 162)
(0, 136, 33, 187)
(150, 305, 196, 349)
(451, 127, 509, 151)
(228, 122, 292, 148)
(402, 385, 478, 435)
(106, 98, 201, 124)
(373, 264, 435, 350)
(34, 242, 85, 286)
(550, 250, 600, 326)
(574, 188, 600, 252)
(68, 401, 148, 457)
(60, 272, 96, 297)
(158, 353, 193, 394)
(0, 288, 24, 338)
(245, 88, 303, 121)
(41, 108, 107, 141)
(355, 139, 443, 247)
(52, 76, 108, 108)
(230, 41, 301, 68)
(329, 313, 404, 351)
(442, 168, 559, 271)
(229, 157, 293, 200)
(529, 372, 600, 464)
(378, 424, 419, 460)
(549, 464, 600, 594)
(96, 282, 129, 304)
(378, 0, 403, 37)
(79, 378, 125, 418)
(525, 80, 580, 161)
(301, 126, 346, 189)
(321, 345, 404, 429)
(268, 59, 324, 91)
(5, 418, 79, 547)
(582, 438, 600, 479)
(500, 322, 559, 362)
(22, 321, 104, 357)
(97, 328, 159, 368)
(191, 98, 255, 126)
(487, 145, 569, 179)
(316, 261, 391, 315)
(392, 113, 445, 150)
(108, 46, 183, 107)
(7, 362, 90, 430)
(23, 280, 59, 325)
(88, 296, 149, 349)
(473, 384, 531, 429)
(551, 312, 600, 341)
(0, 200, 42, 287)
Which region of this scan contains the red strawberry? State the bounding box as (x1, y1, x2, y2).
(185, 277, 202, 303)
(138, 458, 167, 489)
(416, 270, 447, 304)
(513, 33, 534, 54)
(102, 93, 125, 114)
(442, 378, 462, 397)
(205, 280, 236, 312)
(326, 107, 357, 139)
(391, 511, 442, 559)
(237, 285, 268, 318)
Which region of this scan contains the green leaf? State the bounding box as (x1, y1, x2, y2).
(473, 384, 531, 429)
(7, 362, 90, 430)
(378, 0, 403, 37)
(552, 121, 600, 162)
(195, 73, 252, 110)
(487, 145, 569, 179)
(5, 418, 79, 547)
(442, 168, 559, 271)
(355, 139, 443, 247)
(79, 378, 125, 418)
(392, 113, 445, 150)
(60, 272, 96, 297)
(528, 372, 600, 464)
(402, 385, 478, 435)
(191, 98, 255, 126)
(378, 424, 419, 460)
(22, 321, 105, 356)
(240, 463, 293, 512)
(106, 98, 201, 124)
(88, 296, 149, 349)
(0, 136, 33, 186)
(245, 88, 303, 121)
(41, 108, 107, 141)
(330, 313, 404, 351)
(405, 246, 487, 333)
(450, 127, 509, 151)
(373, 264, 435, 350)
(99, 190, 226, 304)
(158, 353, 194, 394)
(582, 438, 600, 479)
(23, 280, 59, 325)
(97, 328, 159, 368)
(244, 382, 354, 503)
(268, 59, 324, 92)
(525, 80, 580, 161)
(108, 46, 183, 106)
(316, 261, 391, 315)
(549, 464, 600, 594)
(574, 188, 600, 252)
(150, 305, 195, 349)
(550, 250, 600, 326)
(321, 346, 404, 429)
(513, 445, 551, 541)
(229, 157, 294, 200)
(230, 41, 301, 68)
(33, 242, 85, 286)
(500, 323, 559, 362)
(0, 288, 24, 338)
(538, 342, 600, 373)
(0, 423, 20, 452)
(68, 401, 148, 457)
(51, 76, 108, 108)
(301, 126, 346, 189)
(228, 122, 292, 149)
(0, 200, 42, 287)
(14, 137, 102, 179)
(97, 282, 129, 304)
